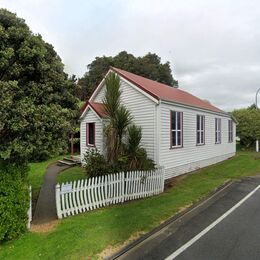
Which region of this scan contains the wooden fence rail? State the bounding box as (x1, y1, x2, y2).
(56, 168, 165, 219)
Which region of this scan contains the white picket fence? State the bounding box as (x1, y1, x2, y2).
(27, 186, 32, 229)
(56, 168, 165, 219)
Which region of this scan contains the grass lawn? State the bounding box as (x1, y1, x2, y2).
(57, 166, 86, 184)
(1, 151, 259, 259)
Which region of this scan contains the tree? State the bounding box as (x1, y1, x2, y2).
(103, 73, 132, 164)
(0, 9, 78, 240)
(0, 9, 79, 163)
(232, 108, 260, 148)
(78, 51, 178, 100)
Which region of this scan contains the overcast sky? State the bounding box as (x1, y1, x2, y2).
(1, 0, 260, 111)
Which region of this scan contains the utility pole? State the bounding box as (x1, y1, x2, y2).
(256, 88, 260, 152)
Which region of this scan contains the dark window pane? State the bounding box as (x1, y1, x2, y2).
(177, 131, 181, 146)
(177, 112, 181, 130)
(197, 115, 200, 131)
(197, 131, 200, 144)
(171, 112, 176, 130)
(172, 131, 176, 146)
(88, 123, 95, 145)
(201, 131, 204, 144)
(201, 117, 204, 130)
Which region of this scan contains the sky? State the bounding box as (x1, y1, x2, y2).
(1, 0, 260, 111)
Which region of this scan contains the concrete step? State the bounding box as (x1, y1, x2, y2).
(58, 160, 76, 166)
(63, 157, 81, 163)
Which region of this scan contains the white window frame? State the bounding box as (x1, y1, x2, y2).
(196, 115, 205, 145)
(215, 118, 221, 144)
(228, 120, 233, 143)
(170, 111, 183, 148)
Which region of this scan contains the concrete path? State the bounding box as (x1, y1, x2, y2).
(115, 176, 260, 260)
(32, 163, 70, 224)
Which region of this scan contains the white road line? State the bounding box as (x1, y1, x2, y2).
(165, 184, 260, 260)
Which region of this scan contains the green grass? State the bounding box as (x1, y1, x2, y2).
(1, 151, 259, 259)
(57, 166, 86, 184)
(28, 156, 64, 190)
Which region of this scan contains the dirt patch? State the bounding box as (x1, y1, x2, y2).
(30, 220, 59, 233)
(98, 231, 145, 259)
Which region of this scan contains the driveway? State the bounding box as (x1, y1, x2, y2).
(115, 176, 260, 260)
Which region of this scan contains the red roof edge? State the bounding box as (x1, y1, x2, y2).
(110, 66, 160, 101)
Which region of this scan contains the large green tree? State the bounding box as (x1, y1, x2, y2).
(78, 51, 178, 100)
(0, 9, 79, 163)
(232, 107, 260, 148)
(0, 9, 78, 240)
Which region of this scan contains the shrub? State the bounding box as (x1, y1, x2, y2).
(0, 163, 29, 241)
(83, 149, 113, 178)
(124, 125, 155, 171)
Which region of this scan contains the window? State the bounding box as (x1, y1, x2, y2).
(171, 111, 183, 148)
(215, 118, 221, 144)
(86, 123, 95, 146)
(196, 115, 205, 145)
(228, 120, 233, 143)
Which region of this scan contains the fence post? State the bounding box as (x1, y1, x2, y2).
(56, 184, 62, 219)
(27, 186, 32, 229)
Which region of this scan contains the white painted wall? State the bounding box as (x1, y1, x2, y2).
(80, 108, 104, 161)
(91, 77, 157, 162)
(159, 102, 236, 179)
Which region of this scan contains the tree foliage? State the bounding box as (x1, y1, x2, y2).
(102, 73, 154, 171)
(78, 51, 178, 100)
(0, 9, 79, 163)
(232, 108, 260, 148)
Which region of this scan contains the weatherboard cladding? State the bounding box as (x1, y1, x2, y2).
(80, 108, 103, 161)
(159, 102, 236, 179)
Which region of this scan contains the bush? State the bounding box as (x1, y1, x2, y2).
(83, 149, 113, 178)
(124, 125, 155, 171)
(0, 163, 29, 241)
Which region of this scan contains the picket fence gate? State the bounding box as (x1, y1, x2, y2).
(56, 168, 165, 219)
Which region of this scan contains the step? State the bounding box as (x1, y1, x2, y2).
(63, 157, 81, 163)
(58, 160, 76, 166)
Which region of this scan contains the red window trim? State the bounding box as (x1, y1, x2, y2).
(86, 122, 96, 147)
(170, 110, 183, 149)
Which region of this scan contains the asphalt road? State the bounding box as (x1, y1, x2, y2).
(117, 176, 260, 260)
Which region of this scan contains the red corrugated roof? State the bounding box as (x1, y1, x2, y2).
(82, 101, 107, 118)
(110, 67, 225, 114)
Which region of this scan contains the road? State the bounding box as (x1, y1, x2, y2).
(117, 176, 260, 260)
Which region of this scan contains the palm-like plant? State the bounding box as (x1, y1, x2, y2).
(103, 73, 132, 164)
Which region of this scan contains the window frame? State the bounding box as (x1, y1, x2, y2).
(228, 120, 233, 143)
(215, 118, 221, 144)
(86, 122, 96, 147)
(196, 115, 205, 146)
(170, 111, 183, 149)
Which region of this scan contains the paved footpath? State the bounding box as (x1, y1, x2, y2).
(116, 176, 260, 260)
(32, 163, 70, 224)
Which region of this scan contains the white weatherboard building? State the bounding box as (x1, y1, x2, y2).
(80, 67, 236, 180)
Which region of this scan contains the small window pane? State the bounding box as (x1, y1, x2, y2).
(172, 131, 176, 146)
(197, 115, 200, 130)
(177, 112, 181, 130)
(88, 123, 95, 145)
(197, 132, 200, 144)
(171, 112, 176, 130)
(177, 131, 181, 146)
